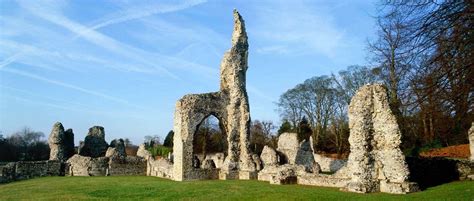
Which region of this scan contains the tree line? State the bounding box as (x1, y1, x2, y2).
(0, 128, 49, 162)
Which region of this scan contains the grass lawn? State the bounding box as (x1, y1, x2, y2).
(0, 176, 473, 200)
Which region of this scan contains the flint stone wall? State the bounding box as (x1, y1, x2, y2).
(148, 158, 174, 179)
(0, 160, 62, 183)
(67, 154, 146, 176)
(344, 84, 417, 194)
(173, 10, 255, 181)
(108, 156, 146, 176)
(297, 174, 350, 188)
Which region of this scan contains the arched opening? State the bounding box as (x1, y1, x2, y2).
(192, 114, 227, 169)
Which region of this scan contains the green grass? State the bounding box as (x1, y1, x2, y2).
(0, 176, 473, 200)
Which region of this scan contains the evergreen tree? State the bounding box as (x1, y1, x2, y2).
(163, 130, 174, 148)
(297, 117, 312, 142)
(277, 120, 293, 135)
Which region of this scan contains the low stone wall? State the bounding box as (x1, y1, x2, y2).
(148, 158, 173, 179)
(68, 155, 109, 176)
(67, 154, 146, 176)
(185, 168, 219, 180)
(297, 173, 350, 188)
(109, 156, 146, 176)
(0, 160, 63, 183)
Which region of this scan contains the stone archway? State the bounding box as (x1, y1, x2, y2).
(172, 10, 256, 181)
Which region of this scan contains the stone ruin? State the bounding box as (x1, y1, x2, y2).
(257, 133, 320, 184)
(160, 10, 420, 194)
(172, 9, 256, 181)
(66, 125, 146, 176)
(8, 10, 466, 195)
(48, 122, 75, 161)
(343, 84, 418, 193)
(253, 84, 418, 194)
(78, 126, 108, 158)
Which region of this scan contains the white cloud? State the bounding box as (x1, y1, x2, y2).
(87, 0, 207, 31)
(16, 0, 179, 79)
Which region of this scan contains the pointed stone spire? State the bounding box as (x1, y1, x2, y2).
(231, 9, 248, 49)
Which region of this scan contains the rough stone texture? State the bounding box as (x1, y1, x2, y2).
(196, 153, 225, 169)
(313, 154, 346, 172)
(106, 139, 126, 159)
(173, 10, 255, 181)
(137, 144, 152, 159)
(148, 158, 174, 179)
(202, 159, 217, 169)
(297, 174, 350, 188)
(269, 166, 298, 185)
(252, 154, 263, 171)
(260, 146, 279, 167)
(277, 133, 299, 164)
(67, 154, 145, 176)
(258, 135, 321, 184)
(469, 122, 474, 161)
(48, 122, 74, 161)
(295, 139, 318, 173)
(258, 164, 307, 183)
(108, 156, 146, 176)
(79, 126, 108, 158)
(0, 160, 62, 183)
(276, 133, 318, 172)
(67, 154, 109, 176)
(344, 84, 417, 194)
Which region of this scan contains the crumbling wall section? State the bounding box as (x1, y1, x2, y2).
(173, 10, 255, 181)
(344, 84, 418, 194)
(0, 160, 63, 183)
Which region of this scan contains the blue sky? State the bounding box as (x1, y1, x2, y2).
(0, 0, 377, 145)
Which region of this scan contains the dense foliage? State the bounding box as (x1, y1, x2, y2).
(0, 128, 49, 162)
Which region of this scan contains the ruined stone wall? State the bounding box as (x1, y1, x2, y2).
(67, 155, 109, 176)
(148, 158, 174, 179)
(108, 156, 146, 176)
(313, 154, 346, 173)
(67, 154, 146, 176)
(344, 84, 417, 194)
(0, 160, 62, 183)
(173, 10, 255, 181)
